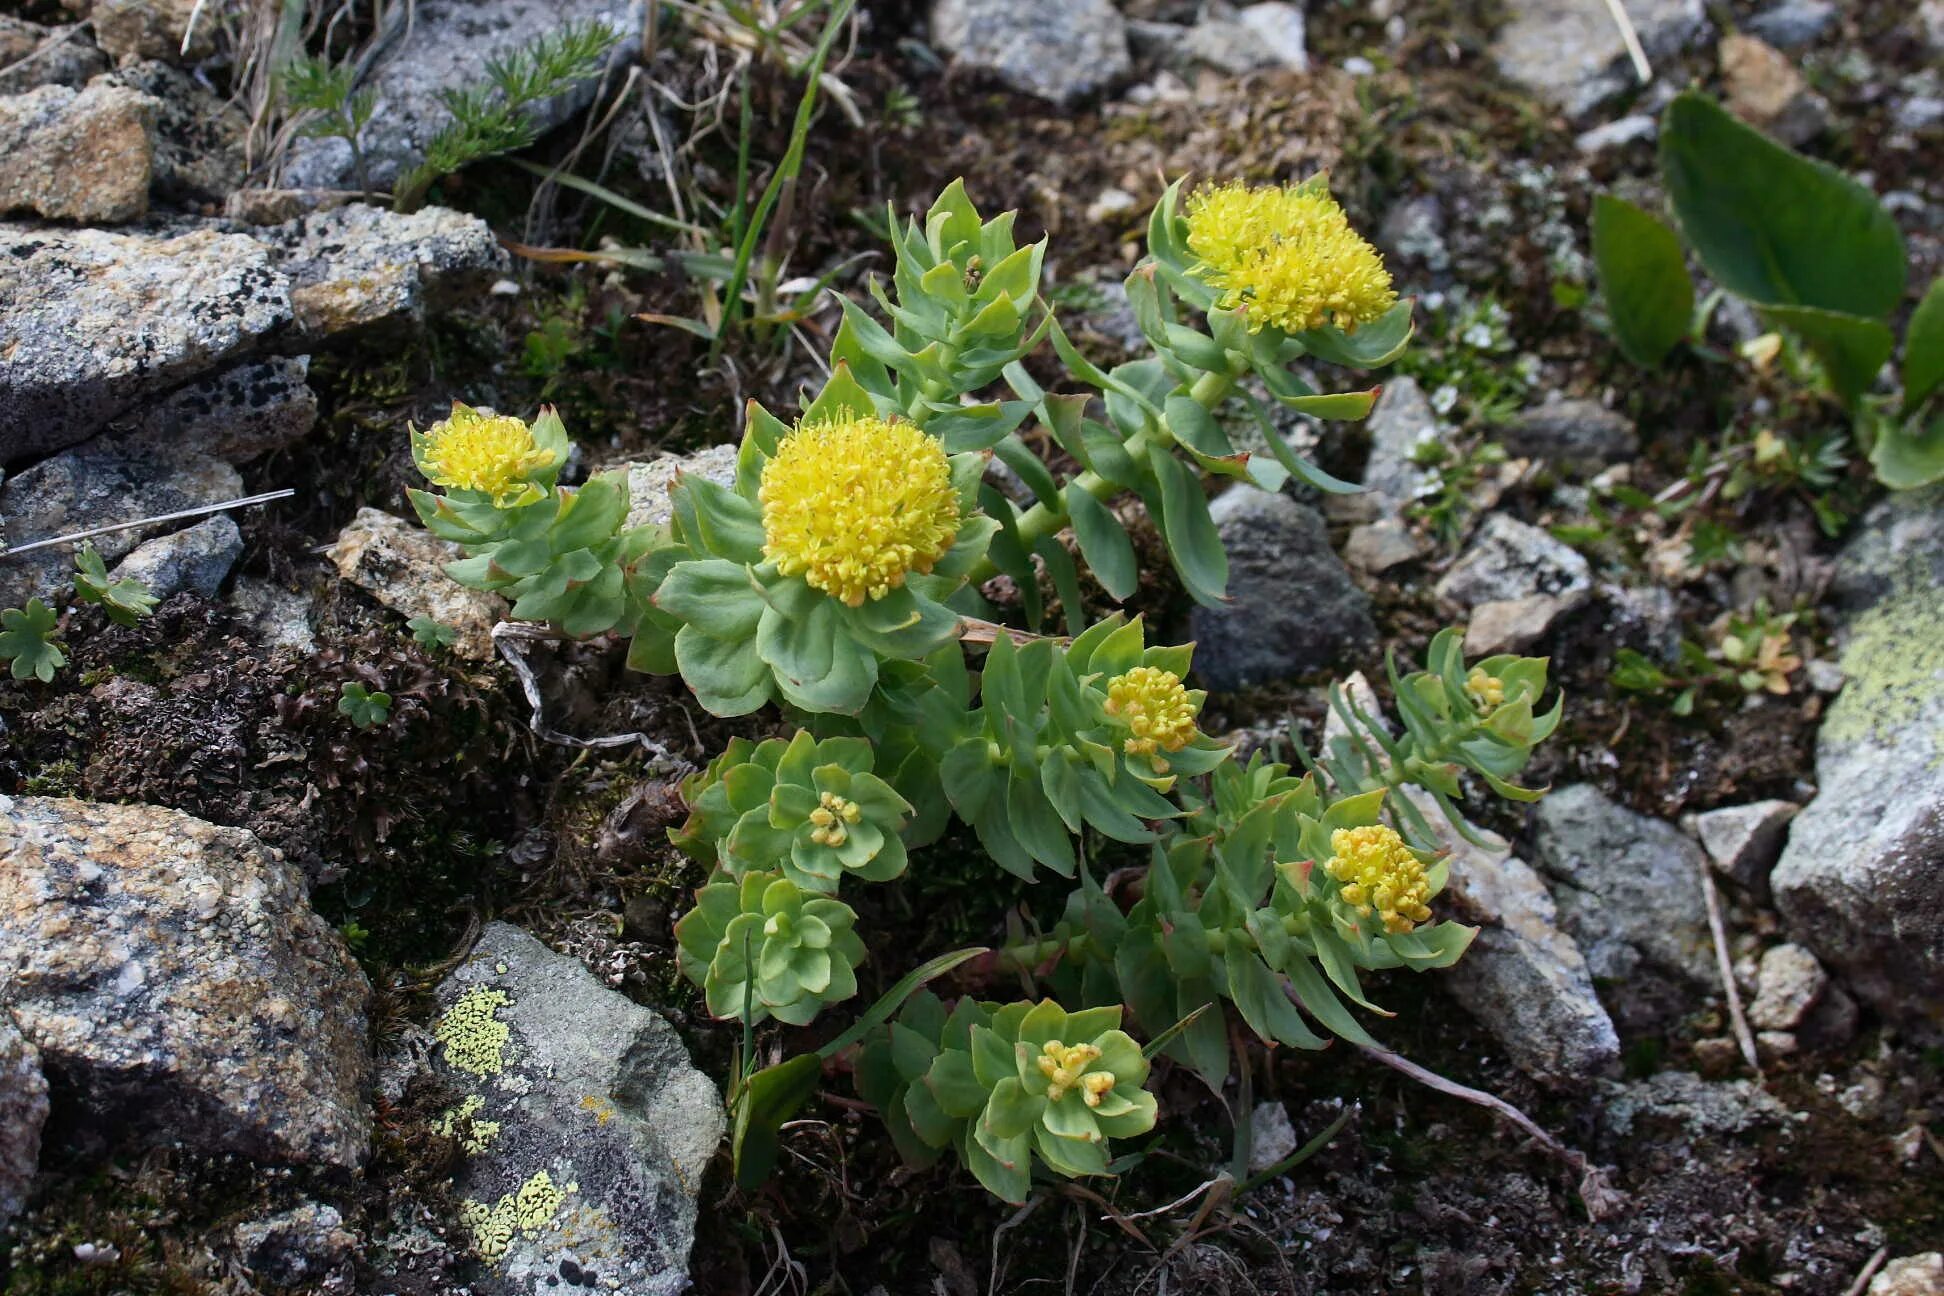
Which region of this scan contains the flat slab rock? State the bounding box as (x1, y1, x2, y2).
(0, 795, 371, 1169)
(423, 923, 722, 1296)
(329, 507, 508, 661)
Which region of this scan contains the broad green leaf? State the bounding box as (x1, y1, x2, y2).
(1660, 91, 1905, 318)
(1149, 453, 1228, 607)
(1762, 304, 1895, 406)
(1871, 409, 1944, 490)
(0, 599, 65, 682)
(1293, 299, 1414, 368)
(732, 1052, 817, 1189)
(1592, 194, 1694, 369)
(1065, 485, 1138, 602)
(1904, 277, 1944, 411)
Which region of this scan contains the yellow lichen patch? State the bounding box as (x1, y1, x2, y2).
(457, 1170, 567, 1265)
(433, 1095, 502, 1155)
(437, 986, 511, 1078)
(1184, 180, 1397, 336)
(420, 403, 556, 506)
(1465, 667, 1505, 711)
(1326, 824, 1434, 935)
(758, 415, 960, 607)
(1103, 666, 1201, 771)
(579, 1094, 615, 1126)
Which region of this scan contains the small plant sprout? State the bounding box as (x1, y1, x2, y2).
(338, 681, 393, 728)
(72, 544, 159, 626)
(408, 616, 460, 651)
(0, 599, 66, 682)
(407, 180, 1567, 1201)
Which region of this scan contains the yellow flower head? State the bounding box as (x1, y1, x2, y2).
(1465, 666, 1505, 712)
(759, 415, 961, 607)
(1035, 1040, 1113, 1105)
(1103, 666, 1201, 770)
(1184, 180, 1397, 336)
(1325, 824, 1433, 935)
(420, 404, 556, 506)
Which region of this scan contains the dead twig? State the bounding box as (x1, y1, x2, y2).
(1700, 858, 1763, 1076)
(490, 622, 682, 760)
(0, 490, 296, 561)
(1842, 1245, 1889, 1296)
(1599, 0, 1653, 84)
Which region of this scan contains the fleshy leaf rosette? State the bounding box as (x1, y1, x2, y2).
(856, 994, 1157, 1204)
(671, 730, 913, 892)
(674, 871, 866, 1026)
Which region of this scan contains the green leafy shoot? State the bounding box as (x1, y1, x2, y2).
(0, 599, 67, 682)
(408, 616, 459, 651)
(338, 681, 394, 728)
(280, 54, 378, 196)
(72, 544, 158, 627)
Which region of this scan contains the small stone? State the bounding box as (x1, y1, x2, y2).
(0, 223, 292, 462)
(1177, 2, 1308, 74)
(1574, 114, 1657, 153)
(930, 0, 1131, 105)
(0, 1011, 48, 1229)
(1377, 195, 1450, 274)
(0, 18, 110, 94)
(1189, 488, 1376, 689)
(1689, 800, 1797, 895)
(1461, 594, 1575, 656)
(1755, 1029, 1798, 1058)
(1437, 515, 1593, 653)
(0, 82, 157, 223)
(1745, 0, 1837, 47)
(1805, 658, 1846, 693)
(0, 797, 371, 1168)
(1247, 1101, 1300, 1172)
(1691, 1035, 1740, 1078)
(108, 515, 243, 601)
(421, 923, 722, 1296)
(328, 507, 508, 661)
(615, 443, 740, 534)
(73, 0, 217, 63)
(227, 577, 319, 655)
(234, 1202, 359, 1289)
(1344, 517, 1427, 574)
(1355, 375, 1440, 521)
(1721, 32, 1829, 146)
(1747, 942, 1827, 1031)
(1086, 187, 1139, 223)
(1498, 399, 1638, 474)
(1871, 1254, 1944, 1296)
(1492, 0, 1708, 118)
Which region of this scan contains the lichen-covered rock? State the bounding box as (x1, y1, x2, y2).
(114, 355, 318, 462)
(1437, 514, 1592, 654)
(0, 796, 371, 1168)
(109, 514, 243, 600)
(0, 1011, 48, 1229)
(254, 202, 508, 343)
(1872, 1254, 1944, 1296)
(0, 224, 291, 462)
(0, 81, 156, 223)
(1533, 785, 1714, 1032)
(1773, 487, 1944, 1038)
(616, 443, 740, 533)
(234, 1201, 360, 1289)
(279, 0, 645, 189)
(1497, 399, 1638, 474)
(105, 60, 247, 204)
(0, 435, 242, 609)
(931, 0, 1131, 105)
(328, 507, 507, 661)
(71, 0, 218, 64)
(0, 18, 110, 94)
(1189, 487, 1375, 689)
(1492, 0, 1708, 118)
(423, 923, 722, 1296)
(1599, 1070, 1790, 1144)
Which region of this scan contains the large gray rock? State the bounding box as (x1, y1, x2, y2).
(1169, 2, 1308, 75)
(1533, 785, 1714, 1031)
(1189, 487, 1375, 690)
(280, 0, 645, 190)
(1497, 399, 1638, 474)
(1437, 514, 1593, 655)
(1773, 488, 1944, 1038)
(0, 18, 111, 94)
(1492, 0, 1708, 118)
(255, 202, 507, 344)
(0, 81, 157, 223)
(0, 796, 372, 1168)
(0, 1011, 48, 1230)
(109, 514, 243, 600)
(114, 355, 318, 463)
(105, 60, 248, 205)
(328, 507, 508, 661)
(0, 435, 242, 609)
(0, 223, 291, 462)
(427, 923, 722, 1296)
(931, 0, 1131, 105)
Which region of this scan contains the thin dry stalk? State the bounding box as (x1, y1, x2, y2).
(1700, 858, 1763, 1075)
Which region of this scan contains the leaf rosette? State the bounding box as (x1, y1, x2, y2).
(674, 870, 866, 1026)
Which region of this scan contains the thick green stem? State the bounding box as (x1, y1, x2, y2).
(964, 368, 1237, 586)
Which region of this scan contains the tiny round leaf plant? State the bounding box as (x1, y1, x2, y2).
(671, 730, 914, 892)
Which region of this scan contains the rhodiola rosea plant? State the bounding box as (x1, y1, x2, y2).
(407, 177, 1564, 1201)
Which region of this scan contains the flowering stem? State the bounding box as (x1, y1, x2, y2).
(964, 369, 1238, 587)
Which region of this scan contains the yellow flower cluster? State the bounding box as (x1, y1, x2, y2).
(1036, 1040, 1114, 1107)
(420, 405, 555, 506)
(436, 986, 512, 1078)
(1183, 180, 1397, 336)
(1325, 824, 1433, 935)
(1465, 666, 1505, 711)
(1103, 666, 1200, 769)
(809, 789, 862, 847)
(759, 415, 961, 607)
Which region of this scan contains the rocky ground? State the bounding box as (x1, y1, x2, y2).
(1, 0, 1942, 1292)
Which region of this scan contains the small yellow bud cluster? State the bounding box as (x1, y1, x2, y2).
(1183, 180, 1398, 336)
(1036, 1040, 1115, 1106)
(809, 790, 863, 847)
(759, 414, 961, 607)
(1103, 666, 1200, 771)
(420, 406, 555, 506)
(1465, 666, 1505, 712)
(1326, 824, 1433, 935)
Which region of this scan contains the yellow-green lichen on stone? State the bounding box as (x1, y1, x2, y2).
(457, 1169, 568, 1264)
(437, 986, 511, 1078)
(1823, 570, 1944, 754)
(434, 1094, 501, 1154)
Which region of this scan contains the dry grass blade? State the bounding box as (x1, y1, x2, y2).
(1700, 856, 1763, 1076)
